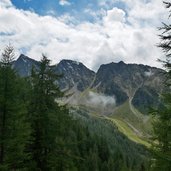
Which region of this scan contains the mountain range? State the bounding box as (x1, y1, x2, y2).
(13, 54, 166, 144)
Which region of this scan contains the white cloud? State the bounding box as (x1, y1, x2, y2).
(59, 0, 71, 6)
(0, 0, 168, 71)
(104, 7, 126, 23)
(123, 0, 168, 26)
(0, 0, 12, 8)
(98, 0, 116, 8)
(69, 91, 116, 114)
(86, 91, 116, 107)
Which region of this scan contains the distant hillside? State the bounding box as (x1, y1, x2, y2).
(91, 61, 165, 111)
(13, 54, 166, 143)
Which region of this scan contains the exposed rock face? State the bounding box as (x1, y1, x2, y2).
(91, 61, 165, 110)
(13, 55, 165, 114)
(54, 59, 95, 91)
(13, 56, 95, 91)
(13, 54, 39, 77)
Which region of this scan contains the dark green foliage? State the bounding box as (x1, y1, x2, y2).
(150, 1, 171, 170)
(0, 49, 151, 170)
(0, 45, 30, 170)
(70, 108, 150, 171)
(151, 94, 171, 170)
(27, 55, 150, 170)
(28, 55, 63, 170)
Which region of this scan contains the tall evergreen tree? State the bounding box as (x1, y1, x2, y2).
(0, 45, 30, 170)
(28, 55, 66, 170)
(151, 1, 171, 170)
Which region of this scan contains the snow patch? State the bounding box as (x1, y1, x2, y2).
(144, 70, 153, 77)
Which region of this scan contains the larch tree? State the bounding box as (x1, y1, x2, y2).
(0, 45, 30, 170)
(151, 1, 171, 170)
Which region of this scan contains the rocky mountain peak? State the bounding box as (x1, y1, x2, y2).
(13, 54, 39, 77)
(56, 59, 95, 91)
(18, 54, 29, 60)
(117, 61, 125, 66)
(59, 59, 80, 66)
(13, 54, 165, 114)
(91, 61, 165, 110)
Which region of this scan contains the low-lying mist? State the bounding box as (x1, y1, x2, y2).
(65, 90, 116, 115)
(86, 91, 115, 108)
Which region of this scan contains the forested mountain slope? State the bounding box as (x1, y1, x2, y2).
(13, 54, 165, 146)
(0, 51, 152, 170)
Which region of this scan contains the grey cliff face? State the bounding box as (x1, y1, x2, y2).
(54, 59, 95, 91)
(13, 55, 165, 114)
(13, 54, 39, 77)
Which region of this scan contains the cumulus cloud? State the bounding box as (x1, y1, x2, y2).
(0, 0, 167, 71)
(92, 42, 116, 70)
(0, 0, 12, 8)
(59, 0, 71, 6)
(123, 0, 168, 26)
(98, 0, 116, 8)
(104, 7, 126, 23)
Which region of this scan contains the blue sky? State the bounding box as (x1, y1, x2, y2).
(11, 0, 126, 23)
(11, 0, 123, 14)
(0, 0, 168, 70)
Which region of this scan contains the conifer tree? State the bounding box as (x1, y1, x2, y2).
(0, 45, 30, 170)
(28, 55, 66, 170)
(151, 1, 171, 170)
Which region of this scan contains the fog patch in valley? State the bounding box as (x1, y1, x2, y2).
(61, 87, 116, 115)
(82, 91, 116, 115)
(86, 91, 115, 107)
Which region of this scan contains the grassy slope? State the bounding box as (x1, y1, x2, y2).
(105, 117, 151, 147)
(71, 107, 150, 170)
(66, 87, 152, 147)
(110, 100, 152, 136)
(74, 104, 151, 147)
